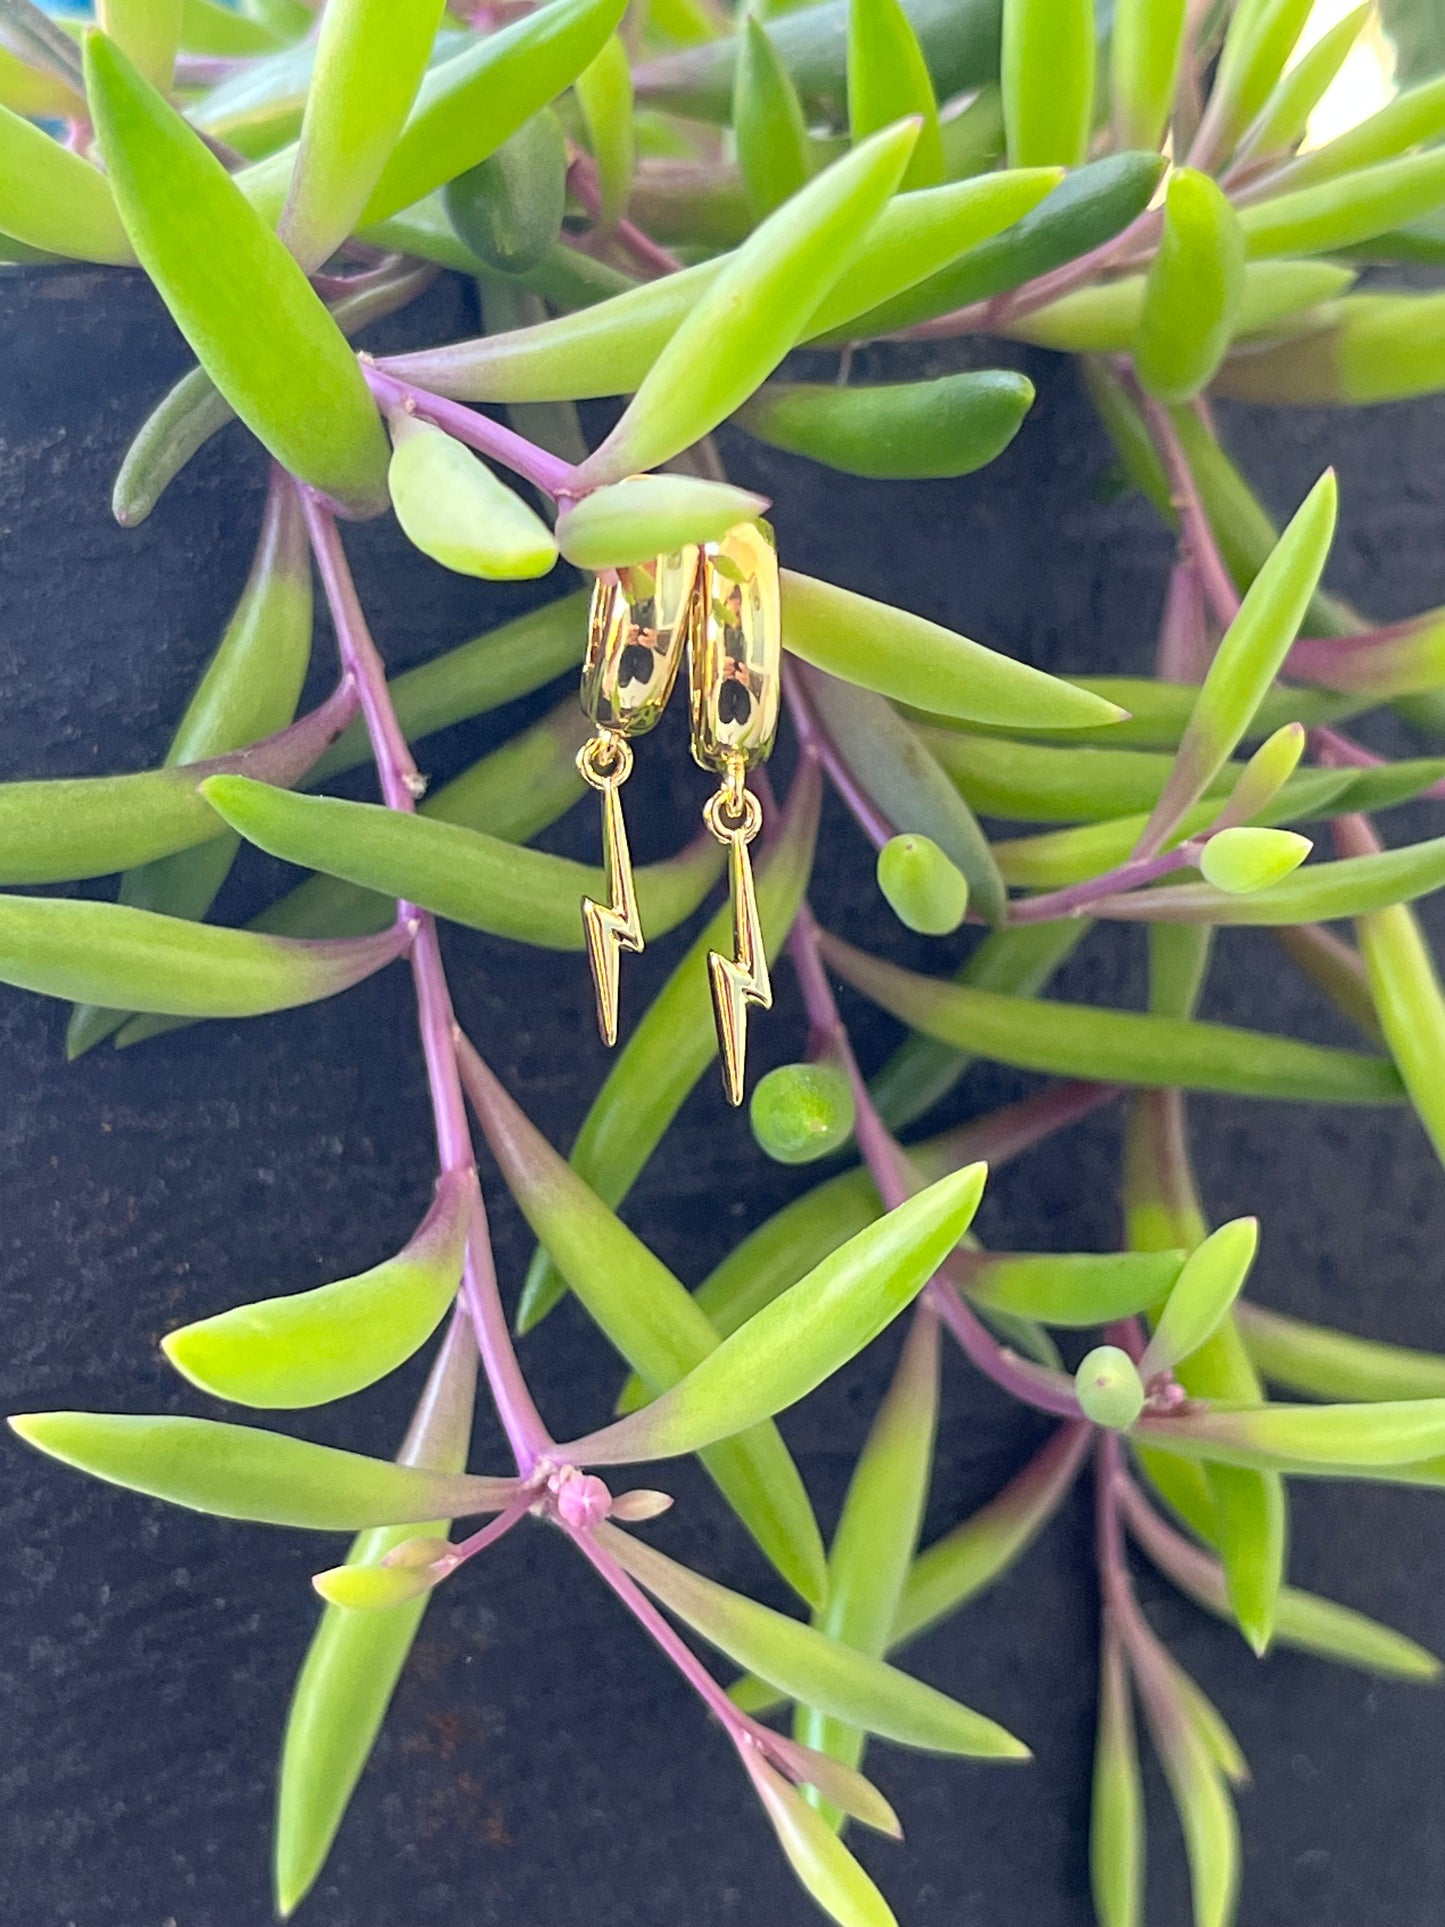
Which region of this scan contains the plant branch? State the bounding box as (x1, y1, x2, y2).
(362, 364, 580, 499)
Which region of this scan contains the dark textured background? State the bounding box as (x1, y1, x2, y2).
(1, 266, 1442, 1927)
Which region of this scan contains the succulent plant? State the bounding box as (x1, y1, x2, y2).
(2, 0, 1445, 1921)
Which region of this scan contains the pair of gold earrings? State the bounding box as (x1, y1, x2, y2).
(576, 520, 780, 1107)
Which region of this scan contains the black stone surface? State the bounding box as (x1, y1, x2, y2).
(0, 267, 1442, 1927)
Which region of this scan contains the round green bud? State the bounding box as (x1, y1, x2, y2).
(876, 834, 969, 935)
(750, 1061, 856, 1165)
(1074, 1345, 1146, 1431)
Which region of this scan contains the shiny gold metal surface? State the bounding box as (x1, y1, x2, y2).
(688, 519, 781, 775)
(580, 548, 700, 735)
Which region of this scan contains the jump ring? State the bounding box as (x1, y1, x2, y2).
(577, 731, 634, 791)
(703, 784, 762, 844)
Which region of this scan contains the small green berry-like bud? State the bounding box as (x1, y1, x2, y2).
(877, 833, 969, 935)
(750, 1061, 856, 1165)
(1075, 1345, 1146, 1430)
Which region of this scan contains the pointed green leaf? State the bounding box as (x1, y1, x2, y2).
(818, 930, 1404, 1105)
(601, 1523, 1029, 1757)
(782, 571, 1127, 730)
(1111, 0, 1186, 150)
(517, 763, 820, 1331)
(575, 34, 634, 230)
(0, 893, 403, 1016)
(1140, 1220, 1259, 1378)
(456, 1041, 827, 1608)
(1142, 1397, 1445, 1473)
(848, 0, 943, 187)
(1260, 70, 1445, 194)
(1093, 829, 1445, 924)
(565, 1164, 987, 1465)
(201, 774, 720, 950)
(575, 120, 919, 483)
(86, 32, 389, 514)
(8, 1410, 513, 1529)
(1091, 1631, 1145, 1927)
(1136, 168, 1246, 404)
(556, 476, 768, 570)
(0, 100, 132, 263)
(387, 416, 558, 579)
(163, 1173, 469, 1408)
(1240, 150, 1445, 259)
(278, 0, 445, 267)
(71, 474, 315, 1055)
(311, 1559, 447, 1610)
(846, 151, 1165, 338)
(1238, 1302, 1445, 1402)
(181, 0, 285, 55)
(733, 11, 811, 219)
(1135, 1657, 1240, 1927)
(1200, 826, 1312, 893)
(1012, 257, 1355, 356)
(314, 593, 588, 782)
(1002, 0, 1094, 166)
(1134, 470, 1337, 856)
(1204, 0, 1314, 154)
(98, 0, 182, 91)
(275, 1318, 476, 1916)
(1123, 1475, 1441, 1680)
(739, 369, 1034, 481)
(960, 1249, 1187, 1328)
(1347, 830, 1445, 1168)
(796, 1314, 940, 1814)
(747, 1756, 899, 1927)
(1237, 3, 1368, 159)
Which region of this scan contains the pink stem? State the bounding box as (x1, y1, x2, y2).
(786, 663, 899, 853)
(568, 152, 685, 279)
(301, 489, 552, 1473)
(1134, 385, 1241, 631)
(450, 1495, 533, 1568)
(1008, 844, 1200, 925)
(362, 365, 580, 500)
(569, 1525, 755, 1743)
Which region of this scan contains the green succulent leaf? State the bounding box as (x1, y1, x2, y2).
(8, 1410, 513, 1529)
(877, 833, 971, 935)
(1242, 150, 1445, 258)
(388, 416, 559, 579)
(1002, 0, 1095, 166)
(738, 370, 1034, 481)
(0, 98, 132, 263)
(733, 11, 811, 219)
(575, 34, 634, 230)
(601, 1523, 1029, 1757)
(163, 1172, 469, 1408)
(747, 1758, 899, 1927)
(201, 775, 720, 951)
(1091, 1631, 1145, 1927)
(443, 109, 569, 274)
(1140, 1220, 1259, 1378)
(556, 475, 769, 570)
(819, 929, 1403, 1104)
(575, 120, 919, 483)
(1111, 0, 1186, 150)
(959, 1248, 1186, 1328)
(563, 1163, 986, 1466)
(274, 1318, 477, 1916)
(751, 1061, 857, 1166)
(279, 0, 444, 267)
(1142, 1397, 1445, 1474)
(1091, 830, 1445, 924)
(783, 571, 1127, 730)
(847, 0, 944, 188)
(1134, 469, 1337, 856)
(1135, 168, 1246, 404)
(86, 31, 390, 514)
(1238, 1302, 1445, 1402)
(0, 893, 403, 1017)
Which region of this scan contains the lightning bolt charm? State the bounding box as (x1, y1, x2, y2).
(578, 733, 642, 1047)
(704, 776, 769, 1106)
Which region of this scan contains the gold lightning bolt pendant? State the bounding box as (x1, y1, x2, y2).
(705, 780, 770, 1106)
(578, 731, 642, 1047)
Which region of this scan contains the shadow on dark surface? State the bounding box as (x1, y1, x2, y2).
(0, 267, 1441, 1927)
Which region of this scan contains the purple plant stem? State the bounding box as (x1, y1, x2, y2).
(569, 1524, 756, 1744)
(1156, 557, 1212, 684)
(786, 900, 1082, 1419)
(1008, 845, 1198, 925)
(568, 152, 685, 279)
(362, 365, 580, 500)
(450, 1495, 533, 1569)
(1134, 384, 1241, 632)
(301, 489, 552, 1473)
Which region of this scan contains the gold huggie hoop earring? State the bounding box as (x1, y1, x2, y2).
(690, 520, 781, 1107)
(578, 549, 700, 1045)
